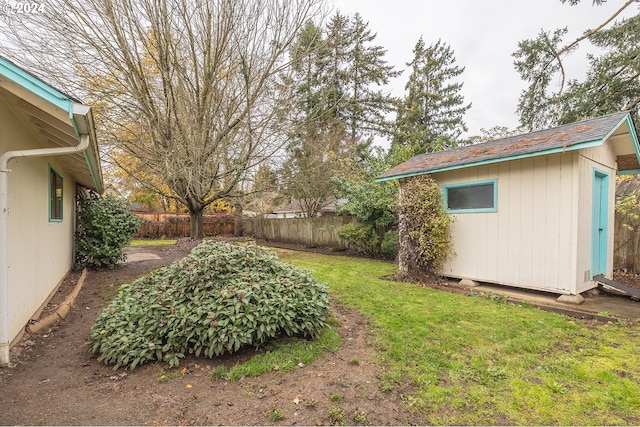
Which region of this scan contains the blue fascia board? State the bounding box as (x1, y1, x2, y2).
(375, 138, 605, 183)
(0, 56, 73, 116)
(619, 169, 640, 175)
(623, 115, 640, 162)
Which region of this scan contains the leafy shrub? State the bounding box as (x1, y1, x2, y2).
(397, 175, 452, 278)
(338, 223, 380, 256)
(380, 230, 398, 259)
(89, 240, 330, 369)
(75, 194, 141, 269)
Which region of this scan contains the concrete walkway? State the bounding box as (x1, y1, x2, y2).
(457, 281, 640, 321)
(122, 246, 162, 263)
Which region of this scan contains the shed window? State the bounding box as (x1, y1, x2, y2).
(49, 166, 63, 221)
(444, 180, 497, 213)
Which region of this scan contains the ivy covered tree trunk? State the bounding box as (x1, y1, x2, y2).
(397, 208, 423, 280)
(396, 176, 452, 282)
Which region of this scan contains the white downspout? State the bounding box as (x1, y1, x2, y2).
(0, 134, 90, 367)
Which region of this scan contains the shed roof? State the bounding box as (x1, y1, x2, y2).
(377, 111, 639, 182)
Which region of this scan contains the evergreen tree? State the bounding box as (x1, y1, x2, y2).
(341, 13, 400, 154)
(392, 37, 471, 155)
(280, 13, 398, 216)
(280, 21, 347, 217)
(322, 12, 400, 156)
(513, 1, 640, 131)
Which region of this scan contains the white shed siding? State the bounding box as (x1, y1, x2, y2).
(436, 152, 578, 294)
(574, 144, 617, 294)
(1, 102, 76, 345)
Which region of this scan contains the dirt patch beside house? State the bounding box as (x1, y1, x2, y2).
(0, 239, 422, 426)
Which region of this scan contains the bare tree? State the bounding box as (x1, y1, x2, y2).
(1, 0, 325, 238)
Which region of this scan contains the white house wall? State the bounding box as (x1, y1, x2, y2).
(435, 152, 579, 294)
(1, 101, 76, 345)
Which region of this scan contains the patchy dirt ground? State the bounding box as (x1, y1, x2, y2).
(613, 270, 640, 291)
(0, 239, 422, 426)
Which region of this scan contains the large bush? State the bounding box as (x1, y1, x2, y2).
(334, 147, 399, 258)
(89, 240, 330, 369)
(380, 230, 398, 259)
(75, 194, 141, 269)
(337, 223, 380, 256)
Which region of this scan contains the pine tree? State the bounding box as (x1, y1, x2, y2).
(323, 12, 399, 156)
(280, 21, 346, 217)
(513, 1, 640, 131)
(279, 13, 399, 216)
(341, 13, 400, 155)
(392, 37, 471, 155)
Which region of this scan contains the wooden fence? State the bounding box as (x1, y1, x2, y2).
(614, 179, 640, 272)
(246, 215, 354, 249)
(614, 209, 640, 272)
(134, 211, 353, 249)
(135, 212, 235, 238)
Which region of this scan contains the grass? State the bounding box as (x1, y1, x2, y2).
(328, 392, 344, 403)
(266, 409, 285, 421)
(220, 327, 340, 381)
(328, 407, 346, 425)
(352, 409, 369, 425)
(130, 239, 177, 246)
(274, 248, 640, 426)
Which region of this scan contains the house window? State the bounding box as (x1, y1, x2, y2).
(443, 179, 497, 213)
(49, 166, 63, 221)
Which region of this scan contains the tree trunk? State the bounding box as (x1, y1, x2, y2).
(189, 209, 204, 240)
(234, 203, 243, 237)
(397, 210, 428, 282)
(397, 211, 416, 277)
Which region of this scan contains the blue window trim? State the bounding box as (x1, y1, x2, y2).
(442, 179, 498, 213)
(48, 164, 63, 222)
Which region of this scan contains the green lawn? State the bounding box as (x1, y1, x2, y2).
(275, 248, 640, 426)
(130, 239, 177, 246)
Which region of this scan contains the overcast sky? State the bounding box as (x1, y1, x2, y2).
(329, 0, 636, 141)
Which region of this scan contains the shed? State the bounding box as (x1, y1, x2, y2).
(378, 112, 640, 297)
(0, 56, 103, 365)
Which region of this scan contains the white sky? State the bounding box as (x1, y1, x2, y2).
(330, 0, 637, 142)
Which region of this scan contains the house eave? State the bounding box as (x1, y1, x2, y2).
(0, 56, 103, 193)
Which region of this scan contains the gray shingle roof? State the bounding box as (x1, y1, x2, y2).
(378, 111, 632, 181)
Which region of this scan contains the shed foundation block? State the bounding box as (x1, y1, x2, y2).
(459, 279, 480, 288)
(556, 294, 585, 305)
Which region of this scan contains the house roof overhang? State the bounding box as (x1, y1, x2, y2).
(377, 111, 640, 182)
(0, 56, 103, 193)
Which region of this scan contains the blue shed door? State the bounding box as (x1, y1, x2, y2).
(591, 169, 609, 277)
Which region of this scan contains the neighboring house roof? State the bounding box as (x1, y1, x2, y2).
(377, 111, 639, 182)
(0, 56, 103, 192)
(271, 196, 348, 215)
